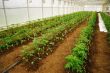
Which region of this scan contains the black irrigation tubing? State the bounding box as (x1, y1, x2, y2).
(2, 59, 22, 73)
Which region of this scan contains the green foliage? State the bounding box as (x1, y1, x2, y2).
(21, 11, 91, 62)
(21, 44, 34, 60)
(65, 55, 84, 73)
(100, 12, 110, 43)
(65, 12, 97, 73)
(1, 12, 89, 52)
(100, 12, 110, 31)
(73, 43, 88, 60)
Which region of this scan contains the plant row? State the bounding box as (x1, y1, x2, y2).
(0, 12, 89, 52)
(0, 13, 76, 39)
(100, 12, 110, 43)
(0, 11, 88, 39)
(0, 17, 53, 38)
(20, 12, 91, 64)
(65, 12, 97, 73)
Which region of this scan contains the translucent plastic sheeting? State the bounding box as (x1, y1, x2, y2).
(0, 0, 83, 29)
(98, 13, 107, 32)
(0, 0, 3, 8)
(6, 8, 28, 25)
(53, 7, 59, 16)
(29, 8, 42, 20)
(43, 7, 52, 18)
(0, 9, 6, 27)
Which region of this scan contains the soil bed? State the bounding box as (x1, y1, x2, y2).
(9, 21, 87, 73)
(87, 18, 110, 73)
(0, 40, 32, 73)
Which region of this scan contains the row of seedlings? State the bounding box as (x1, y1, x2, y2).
(65, 12, 97, 73)
(0, 12, 90, 52)
(20, 12, 91, 65)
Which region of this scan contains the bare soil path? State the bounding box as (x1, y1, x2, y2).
(9, 21, 87, 73)
(87, 19, 110, 73)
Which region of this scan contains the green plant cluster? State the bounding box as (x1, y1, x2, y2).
(100, 12, 110, 43)
(21, 12, 91, 63)
(0, 18, 52, 38)
(65, 12, 96, 73)
(0, 12, 87, 52)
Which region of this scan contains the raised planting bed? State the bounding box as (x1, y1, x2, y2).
(20, 11, 92, 65)
(0, 12, 91, 52)
(65, 12, 97, 73)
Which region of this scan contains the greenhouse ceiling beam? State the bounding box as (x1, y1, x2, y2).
(48, 0, 110, 6)
(70, 0, 110, 5)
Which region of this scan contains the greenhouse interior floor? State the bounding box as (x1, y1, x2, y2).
(0, 12, 110, 73)
(87, 20, 110, 73)
(0, 18, 87, 73)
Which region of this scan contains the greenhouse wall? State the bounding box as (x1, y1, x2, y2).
(1, 0, 108, 29)
(0, 0, 76, 29)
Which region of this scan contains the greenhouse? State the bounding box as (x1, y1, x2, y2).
(0, 0, 110, 73)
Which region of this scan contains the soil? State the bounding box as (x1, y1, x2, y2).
(0, 41, 32, 73)
(9, 21, 87, 73)
(87, 19, 110, 73)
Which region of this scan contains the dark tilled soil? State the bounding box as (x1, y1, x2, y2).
(9, 21, 87, 73)
(0, 41, 32, 73)
(87, 23, 110, 73)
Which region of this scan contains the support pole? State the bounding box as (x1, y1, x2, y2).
(2, 0, 8, 28)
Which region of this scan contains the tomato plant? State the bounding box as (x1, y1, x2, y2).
(21, 11, 91, 63)
(65, 12, 96, 73)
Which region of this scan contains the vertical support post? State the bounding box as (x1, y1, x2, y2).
(41, 0, 44, 18)
(66, 1, 67, 14)
(83, 5, 84, 11)
(67, 2, 69, 14)
(58, 0, 60, 15)
(2, 0, 8, 28)
(27, 0, 30, 21)
(73, 3, 74, 12)
(51, 0, 54, 16)
(63, 1, 65, 15)
(71, 0, 72, 13)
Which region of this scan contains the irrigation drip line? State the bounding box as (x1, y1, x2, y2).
(2, 59, 22, 73)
